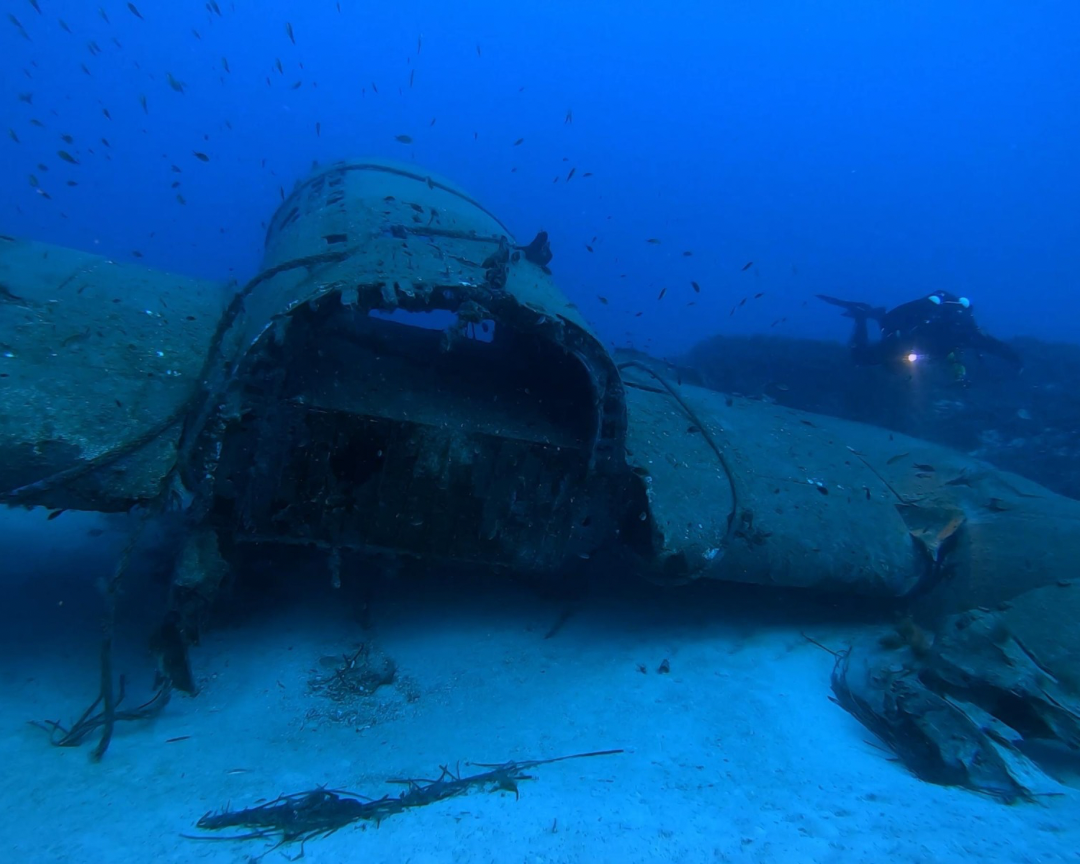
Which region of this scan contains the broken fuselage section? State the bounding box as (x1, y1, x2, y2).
(179, 160, 641, 602)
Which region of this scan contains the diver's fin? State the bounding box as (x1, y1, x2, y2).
(816, 294, 886, 321)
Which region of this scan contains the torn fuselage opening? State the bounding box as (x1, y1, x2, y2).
(208, 291, 617, 574)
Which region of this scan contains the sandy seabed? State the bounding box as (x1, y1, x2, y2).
(2, 509, 1077, 864)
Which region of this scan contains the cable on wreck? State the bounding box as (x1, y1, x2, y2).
(616, 359, 741, 553)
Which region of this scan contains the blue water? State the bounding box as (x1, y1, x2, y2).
(4, 1, 1078, 359)
(4, 3, 1080, 862)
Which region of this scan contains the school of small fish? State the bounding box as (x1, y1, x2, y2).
(5, 1, 783, 343)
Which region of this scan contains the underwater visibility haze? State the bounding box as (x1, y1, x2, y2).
(2, 2, 1080, 862)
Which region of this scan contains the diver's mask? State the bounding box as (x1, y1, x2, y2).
(929, 294, 971, 310)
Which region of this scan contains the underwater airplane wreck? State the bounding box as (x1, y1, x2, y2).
(2, 158, 1079, 800)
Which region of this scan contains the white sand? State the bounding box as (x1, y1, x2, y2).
(3, 509, 1078, 864)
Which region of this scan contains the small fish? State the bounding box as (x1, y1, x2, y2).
(193, 151, 209, 162)
(371, 81, 378, 93)
(222, 57, 230, 73)
(61, 133, 74, 143)
(176, 193, 186, 204)
(584, 244, 593, 252)
(476, 44, 481, 56)
(66, 180, 78, 186)
(29, 0, 42, 14)
(139, 93, 148, 113)
(645, 238, 661, 244)
(657, 287, 667, 300)
(192, 28, 201, 39)
(691, 281, 700, 293)
(565, 109, 573, 124)
(566, 167, 575, 181)
(28, 174, 38, 187)
(597, 296, 608, 305)
(754, 292, 764, 299)
(290, 80, 301, 89)
(395, 134, 413, 144)
(315, 121, 320, 136)
(8, 129, 19, 143)
(285, 22, 295, 43)
(165, 735, 190, 743)
(513, 137, 524, 146)
(102, 107, 111, 120)
(18, 92, 32, 104)
(127, 3, 143, 19)
(171, 181, 179, 188)
(29, 118, 44, 127)
(80, 63, 91, 76)
(741, 261, 753, 271)
(886, 452, 910, 465)
(58, 19, 71, 33)
(98, 6, 109, 23)
(409, 69, 415, 87)
(166, 73, 185, 94)
(57, 150, 79, 164)
(913, 463, 935, 472)
(132, 250, 143, 258)
(47, 509, 66, 520)
(207, 0, 222, 16)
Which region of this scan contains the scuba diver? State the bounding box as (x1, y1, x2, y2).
(817, 291, 1022, 382)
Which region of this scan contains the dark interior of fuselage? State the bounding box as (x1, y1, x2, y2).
(209, 297, 621, 573)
